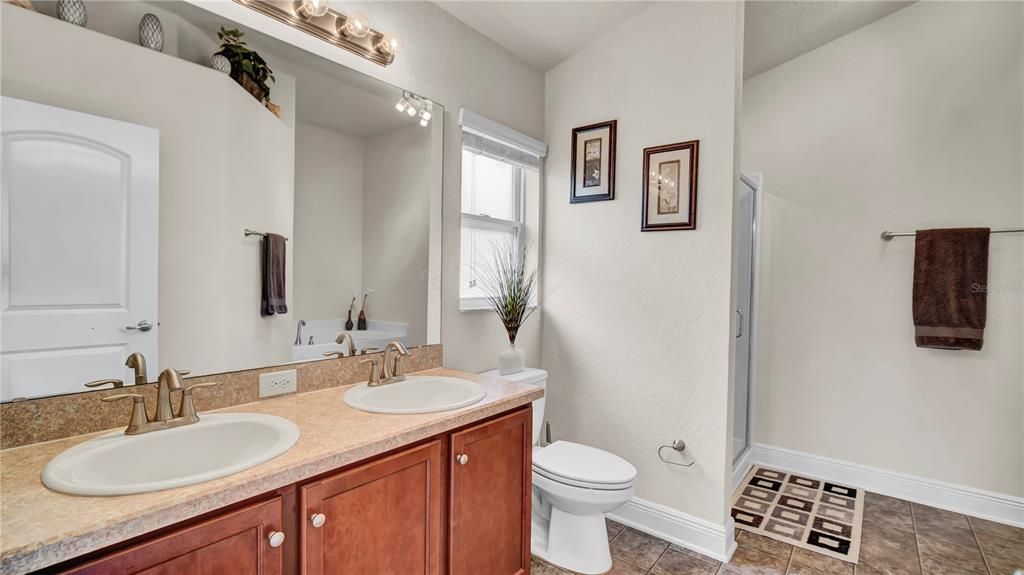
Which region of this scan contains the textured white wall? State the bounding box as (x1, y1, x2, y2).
(188, 1, 547, 372)
(543, 2, 743, 525)
(293, 122, 365, 322)
(743, 1, 1023, 496)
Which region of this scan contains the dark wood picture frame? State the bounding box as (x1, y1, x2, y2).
(641, 140, 699, 231)
(570, 120, 616, 204)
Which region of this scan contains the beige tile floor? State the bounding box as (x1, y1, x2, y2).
(532, 492, 1024, 575)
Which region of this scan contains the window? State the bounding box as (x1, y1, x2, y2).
(458, 110, 547, 311)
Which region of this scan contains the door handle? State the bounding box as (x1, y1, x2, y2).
(736, 310, 743, 339)
(125, 320, 153, 332)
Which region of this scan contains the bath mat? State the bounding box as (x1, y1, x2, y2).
(731, 466, 863, 564)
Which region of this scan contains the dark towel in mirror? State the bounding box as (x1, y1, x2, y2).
(261, 233, 288, 317)
(912, 228, 990, 350)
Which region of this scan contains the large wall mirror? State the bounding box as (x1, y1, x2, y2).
(0, 0, 443, 402)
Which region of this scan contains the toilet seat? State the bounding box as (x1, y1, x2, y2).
(533, 441, 636, 490)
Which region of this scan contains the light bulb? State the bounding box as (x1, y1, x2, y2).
(395, 97, 408, 113)
(406, 104, 417, 117)
(376, 33, 400, 57)
(339, 11, 370, 38)
(420, 109, 432, 122)
(419, 117, 429, 127)
(298, 0, 329, 18)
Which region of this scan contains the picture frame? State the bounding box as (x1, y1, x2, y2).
(641, 140, 699, 231)
(570, 120, 616, 203)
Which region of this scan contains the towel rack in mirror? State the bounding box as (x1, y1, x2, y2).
(244, 228, 289, 241)
(880, 227, 1023, 241)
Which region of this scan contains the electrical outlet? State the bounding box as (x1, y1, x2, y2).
(259, 369, 297, 398)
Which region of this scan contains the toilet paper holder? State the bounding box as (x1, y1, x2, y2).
(658, 439, 695, 467)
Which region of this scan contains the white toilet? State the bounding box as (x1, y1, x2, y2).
(483, 368, 636, 575)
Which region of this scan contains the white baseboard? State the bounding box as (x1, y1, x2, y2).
(732, 448, 754, 492)
(607, 497, 737, 563)
(748, 443, 1024, 528)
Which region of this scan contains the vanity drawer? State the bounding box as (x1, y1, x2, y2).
(57, 497, 285, 575)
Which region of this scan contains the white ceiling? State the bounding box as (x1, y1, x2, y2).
(743, 1, 914, 79)
(435, 1, 914, 80)
(434, 1, 654, 72)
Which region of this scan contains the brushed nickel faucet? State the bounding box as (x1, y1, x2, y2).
(383, 341, 409, 382)
(358, 341, 410, 387)
(101, 368, 218, 435)
(125, 352, 147, 386)
(323, 332, 356, 359)
(294, 320, 306, 346)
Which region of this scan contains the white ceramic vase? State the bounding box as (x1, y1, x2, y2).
(498, 344, 525, 375)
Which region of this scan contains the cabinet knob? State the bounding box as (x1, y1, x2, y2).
(311, 512, 327, 528)
(457, 454, 469, 465)
(268, 531, 285, 548)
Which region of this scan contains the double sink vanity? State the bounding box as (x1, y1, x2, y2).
(0, 349, 542, 574)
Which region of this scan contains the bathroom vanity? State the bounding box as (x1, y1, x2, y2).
(0, 369, 541, 575)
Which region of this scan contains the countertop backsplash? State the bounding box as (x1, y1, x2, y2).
(0, 344, 443, 449)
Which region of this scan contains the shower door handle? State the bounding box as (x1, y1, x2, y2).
(736, 310, 743, 339)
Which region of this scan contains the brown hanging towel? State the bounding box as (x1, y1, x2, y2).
(912, 228, 990, 350)
(260, 233, 288, 317)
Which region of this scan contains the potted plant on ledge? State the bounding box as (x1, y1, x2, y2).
(215, 27, 275, 106)
(481, 240, 537, 375)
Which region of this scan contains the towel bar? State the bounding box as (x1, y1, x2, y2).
(244, 228, 289, 241)
(880, 227, 1023, 241)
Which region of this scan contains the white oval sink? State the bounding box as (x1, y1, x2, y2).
(343, 375, 485, 414)
(42, 413, 300, 496)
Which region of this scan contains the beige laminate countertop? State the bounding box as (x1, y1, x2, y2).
(0, 368, 542, 575)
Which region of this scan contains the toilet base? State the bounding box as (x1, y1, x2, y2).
(532, 507, 613, 575)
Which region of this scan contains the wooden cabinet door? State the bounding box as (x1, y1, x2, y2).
(60, 497, 285, 575)
(449, 406, 532, 575)
(300, 440, 442, 575)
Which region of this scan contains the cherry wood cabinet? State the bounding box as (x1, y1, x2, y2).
(50, 406, 532, 575)
(449, 408, 532, 575)
(59, 497, 284, 575)
(299, 440, 443, 575)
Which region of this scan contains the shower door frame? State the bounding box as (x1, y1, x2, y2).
(733, 173, 763, 473)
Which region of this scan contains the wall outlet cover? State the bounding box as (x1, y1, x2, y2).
(259, 369, 297, 398)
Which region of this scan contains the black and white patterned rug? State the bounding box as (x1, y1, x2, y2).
(731, 466, 864, 563)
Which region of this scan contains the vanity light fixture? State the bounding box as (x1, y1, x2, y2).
(297, 0, 329, 19)
(395, 92, 434, 127)
(233, 0, 400, 66)
(338, 10, 370, 38)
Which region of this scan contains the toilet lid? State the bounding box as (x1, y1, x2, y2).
(532, 441, 636, 487)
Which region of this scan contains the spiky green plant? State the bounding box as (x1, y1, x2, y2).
(480, 240, 537, 346)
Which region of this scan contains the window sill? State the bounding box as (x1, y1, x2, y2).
(458, 300, 539, 313)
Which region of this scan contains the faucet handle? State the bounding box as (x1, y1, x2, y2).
(85, 378, 124, 389)
(176, 369, 191, 376)
(101, 393, 149, 434)
(179, 382, 219, 423)
(182, 381, 219, 396)
(359, 347, 379, 355)
(359, 357, 382, 386)
(323, 351, 346, 359)
(101, 393, 145, 403)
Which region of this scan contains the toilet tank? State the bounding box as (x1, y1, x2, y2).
(481, 368, 547, 445)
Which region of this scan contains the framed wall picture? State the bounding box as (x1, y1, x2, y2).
(570, 120, 616, 203)
(641, 140, 699, 231)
